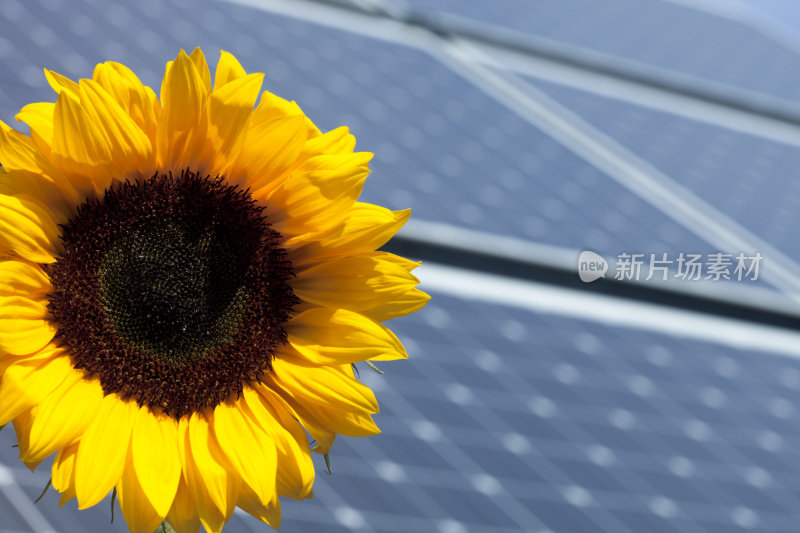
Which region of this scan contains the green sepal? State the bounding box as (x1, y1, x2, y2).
(35, 478, 52, 503)
(365, 361, 384, 374)
(155, 521, 176, 533)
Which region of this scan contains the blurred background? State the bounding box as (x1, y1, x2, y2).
(3, 0, 800, 531)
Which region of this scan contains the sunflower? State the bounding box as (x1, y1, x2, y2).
(0, 49, 428, 532)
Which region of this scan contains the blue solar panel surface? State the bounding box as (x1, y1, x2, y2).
(391, 0, 800, 106)
(0, 0, 799, 532)
(4, 290, 800, 532)
(524, 76, 800, 268)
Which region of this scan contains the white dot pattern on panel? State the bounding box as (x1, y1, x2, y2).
(529, 396, 557, 418)
(649, 496, 678, 518)
(554, 363, 579, 384)
(334, 507, 368, 529)
(731, 507, 758, 529)
(700, 387, 725, 408)
(609, 409, 635, 429)
(445, 383, 474, 405)
(376, 461, 407, 483)
(563, 485, 592, 507)
(684, 420, 712, 442)
(503, 433, 532, 455)
(757, 431, 783, 452)
(412, 420, 443, 442)
(743, 467, 771, 488)
(586, 445, 615, 466)
(646, 345, 673, 367)
(668, 456, 695, 478)
(471, 473, 502, 496)
(768, 397, 794, 419)
(714, 357, 741, 378)
(628, 375, 655, 397)
(438, 519, 468, 533)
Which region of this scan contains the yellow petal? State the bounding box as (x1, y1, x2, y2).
(0, 121, 79, 209)
(368, 250, 421, 272)
(243, 386, 314, 499)
(11, 410, 35, 468)
(92, 61, 160, 145)
(51, 90, 113, 193)
(0, 120, 48, 171)
(52, 442, 79, 507)
(205, 72, 263, 174)
(212, 401, 277, 506)
(166, 477, 201, 533)
(79, 79, 154, 176)
(238, 483, 281, 529)
(214, 50, 247, 89)
(44, 69, 80, 96)
(252, 92, 303, 126)
(117, 446, 166, 533)
(361, 287, 431, 323)
(22, 372, 101, 463)
(291, 205, 409, 264)
(269, 362, 381, 438)
(264, 125, 356, 197)
(0, 170, 68, 226)
(286, 307, 407, 365)
(130, 409, 181, 517)
(268, 153, 372, 239)
(255, 92, 321, 138)
(256, 382, 336, 454)
(0, 347, 71, 426)
(235, 114, 306, 192)
(178, 412, 237, 530)
(293, 255, 419, 314)
(75, 394, 137, 509)
(158, 50, 209, 171)
(15, 102, 55, 155)
(0, 259, 50, 298)
(272, 358, 378, 414)
(189, 48, 211, 93)
(0, 296, 56, 355)
(0, 193, 60, 263)
(299, 126, 355, 159)
(249, 124, 354, 199)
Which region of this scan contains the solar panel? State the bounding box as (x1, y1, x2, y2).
(0, 0, 721, 271)
(1, 0, 800, 532)
(387, 0, 800, 106)
(523, 76, 800, 269)
(4, 281, 800, 532)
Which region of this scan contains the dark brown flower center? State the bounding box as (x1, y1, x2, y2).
(46, 170, 298, 418)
